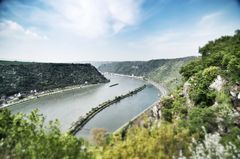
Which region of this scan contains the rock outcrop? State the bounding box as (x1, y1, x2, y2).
(183, 81, 193, 108)
(209, 75, 226, 92)
(230, 84, 240, 108)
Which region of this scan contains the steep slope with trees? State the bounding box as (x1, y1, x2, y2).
(96, 30, 240, 158)
(0, 62, 108, 98)
(98, 57, 195, 91)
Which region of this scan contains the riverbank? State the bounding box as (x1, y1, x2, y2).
(0, 83, 102, 109)
(69, 85, 147, 135)
(107, 73, 168, 134)
(113, 99, 159, 134)
(102, 72, 169, 96)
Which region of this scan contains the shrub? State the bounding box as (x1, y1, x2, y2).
(180, 58, 203, 80)
(161, 97, 174, 109)
(100, 122, 191, 159)
(162, 108, 173, 122)
(189, 66, 220, 107)
(188, 107, 218, 135)
(0, 109, 92, 159)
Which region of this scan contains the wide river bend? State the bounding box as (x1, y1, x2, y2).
(9, 74, 160, 138)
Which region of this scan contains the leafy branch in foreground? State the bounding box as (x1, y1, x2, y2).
(0, 109, 92, 159)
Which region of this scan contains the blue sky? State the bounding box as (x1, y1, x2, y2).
(0, 0, 239, 62)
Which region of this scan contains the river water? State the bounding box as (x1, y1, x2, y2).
(9, 74, 160, 138)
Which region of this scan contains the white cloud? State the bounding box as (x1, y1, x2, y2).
(0, 20, 48, 40)
(128, 11, 239, 58)
(1, 0, 143, 38)
(199, 11, 222, 25)
(196, 11, 223, 35)
(36, 0, 143, 38)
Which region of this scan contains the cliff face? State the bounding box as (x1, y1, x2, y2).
(98, 57, 195, 91)
(0, 62, 108, 97)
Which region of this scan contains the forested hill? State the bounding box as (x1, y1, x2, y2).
(0, 62, 108, 97)
(98, 57, 195, 91)
(91, 30, 240, 158)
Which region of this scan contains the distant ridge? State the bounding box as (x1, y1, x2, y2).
(98, 56, 196, 91)
(0, 61, 108, 97)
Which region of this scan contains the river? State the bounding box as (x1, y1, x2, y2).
(9, 74, 160, 138)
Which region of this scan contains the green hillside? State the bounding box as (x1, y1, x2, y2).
(94, 30, 240, 158)
(98, 57, 195, 91)
(0, 62, 108, 98)
(0, 60, 32, 65)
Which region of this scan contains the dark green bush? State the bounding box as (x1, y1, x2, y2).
(180, 58, 203, 80)
(188, 107, 218, 135)
(162, 109, 173, 122)
(189, 66, 220, 107)
(0, 109, 92, 159)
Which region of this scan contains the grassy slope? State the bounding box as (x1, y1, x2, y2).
(99, 57, 196, 91)
(147, 58, 193, 91)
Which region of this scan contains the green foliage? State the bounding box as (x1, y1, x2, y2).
(189, 66, 220, 106)
(180, 30, 240, 82)
(161, 97, 174, 122)
(180, 58, 203, 80)
(215, 90, 231, 105)
(214, 91, 233, 126)
(98, 30, 240, 158)
(172, 99, 188, 119)
(147, 58, 195, 91)
(0, 63, 108, 97)
(187, 107, 218, 135)
(161, 97, 174, 109)
(221, 127, 240, 151)
(0, 109, 92, 159)
(100, 122, 191, 159)
(98, 57, 195, 91)
(162, 108, 173, 122)
(227, 57, 240, 81)
(199, 30, 240, 82)
(161, 91, 188, 122)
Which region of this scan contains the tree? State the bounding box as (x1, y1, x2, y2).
(0, 109, 92, 159)
(189, 66, 220, 106)
(180, 58, 202, 80)
(188, 107, 218, 135)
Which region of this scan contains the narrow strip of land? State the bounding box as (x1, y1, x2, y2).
(0, 84, 101, 109)
(69, 84, 146, 135)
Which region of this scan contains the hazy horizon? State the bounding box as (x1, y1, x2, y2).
(0, 55, 197, 63)
(0, 0, 240, 62)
